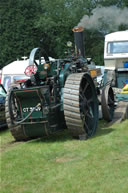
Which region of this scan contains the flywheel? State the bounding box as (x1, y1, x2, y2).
(101, 83, 115, 122)
(63, 72, 99, 139)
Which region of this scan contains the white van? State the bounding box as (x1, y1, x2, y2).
(1, 59, 30, 91)
(104, 30, 128, 88)
(104, 30, 128, 69)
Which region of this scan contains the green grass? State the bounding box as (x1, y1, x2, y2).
(1, 120, 128, 193)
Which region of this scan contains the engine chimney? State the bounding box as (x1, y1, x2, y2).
(72, 26, 85, 57)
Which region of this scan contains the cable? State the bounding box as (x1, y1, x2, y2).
(13, 103, 41, 125)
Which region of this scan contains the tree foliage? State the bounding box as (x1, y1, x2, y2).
(0, 0, 128, 68)
(0, 0, 41, 67)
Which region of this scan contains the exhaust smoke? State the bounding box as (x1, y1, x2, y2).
(78, 6, 128, 33)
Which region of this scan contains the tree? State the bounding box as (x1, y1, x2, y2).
(36, 0, 95, 58)
(0, 0, 128, 68)
(0, 0, 41, 68)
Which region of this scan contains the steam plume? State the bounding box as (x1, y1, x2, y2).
(78, 6, 128, 33)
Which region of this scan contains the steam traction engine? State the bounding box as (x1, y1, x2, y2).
(5, 27, 114, 141)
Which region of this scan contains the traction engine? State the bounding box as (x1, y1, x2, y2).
(5, 27, 114, 141)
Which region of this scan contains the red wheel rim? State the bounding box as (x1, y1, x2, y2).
(24, 65, 37, 76)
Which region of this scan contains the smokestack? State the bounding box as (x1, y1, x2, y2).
(72, 26, 85, 57)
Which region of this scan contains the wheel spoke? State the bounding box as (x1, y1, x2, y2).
(87, 107, 94, 119)
(84, 121, 90, 132)
(82, 81, 89, 95)
(79, 93, 84, 100)
(87, 97, 94, 104)
(82, 103, 93, 118)
(84, 118, 93, 134)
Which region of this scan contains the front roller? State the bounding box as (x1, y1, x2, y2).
(63, 73, 99, 139)
(5, 86, 29, 141)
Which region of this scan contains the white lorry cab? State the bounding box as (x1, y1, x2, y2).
(104, 30, 128, 88)
(1, 59, 30, 91)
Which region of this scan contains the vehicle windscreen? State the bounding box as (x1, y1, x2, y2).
(3, 76, 11, 91)
(107, 41, 128, 54)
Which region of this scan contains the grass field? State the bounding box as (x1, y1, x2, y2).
(1, 120, 128, 193)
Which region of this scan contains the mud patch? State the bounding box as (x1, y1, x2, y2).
(55, 155, 84, 163)
(0, 141, 24, 153)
